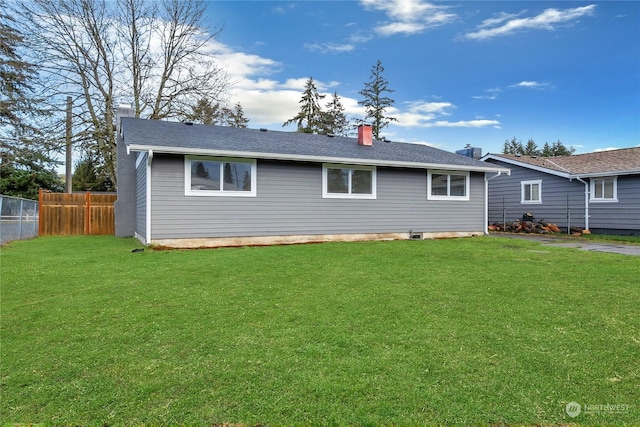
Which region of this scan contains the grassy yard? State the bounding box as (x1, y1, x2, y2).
(580, 233, 640, 245)
(1, 236, 638, 425)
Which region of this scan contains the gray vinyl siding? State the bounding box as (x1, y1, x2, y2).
(135, 153, 147, 241)
(588, 174, 640, 231)
(485, 159, 586, 228)
(148, 154, 486, 239)
(485, 159, 640, 232)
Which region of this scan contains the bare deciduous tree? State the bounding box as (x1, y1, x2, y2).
(18, 0, 229, 185)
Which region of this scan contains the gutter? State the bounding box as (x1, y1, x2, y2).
(573, 176, 590, 232)
(146, 150, 153, 244)
(484, 170, 509, 234)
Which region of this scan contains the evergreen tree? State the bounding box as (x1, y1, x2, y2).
(283, 77, 325, 134)
(541, 140, 575, 156)
(503, 136, 522, 155)
(72, 154, 113, 192)
(321, 91, 349, 136)
(358, 60, 397, 140)
(0, 162, 63, 199)
(227, 102, 249, 128)
(0, 3, 41, 133)
(0, 3, 60, 199)
(524, 139, 538, 156)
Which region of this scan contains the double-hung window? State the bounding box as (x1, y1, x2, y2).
(590, 177, 617, 202)
(185, 156, 256, 197)
(521, 180, 542, 204)
(322, 164, 376, 199)
(427, 171, 469, 201)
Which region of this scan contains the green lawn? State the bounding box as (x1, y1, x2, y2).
(580, 233, 640, 245)
(1, 236, 638, 425)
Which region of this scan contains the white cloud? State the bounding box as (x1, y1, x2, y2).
(360, 0, 457, 36)
(472, 94, 497, 100)
(509, 81, 554, 90)
(426, 119, 502, 128)
(304, 42, 356, 54)
(210, 40, 281, 78)
(390, 101, 499, 129)
(594, 147, 621, 152)
(464, 5, 596, 40)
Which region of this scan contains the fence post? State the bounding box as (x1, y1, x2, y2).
(85, 191, 91, 235)
(567, 194, 571, 235)
(18, 199, 24, 239)
(502, 196, 506, 230)
(38, 189, 43, 236)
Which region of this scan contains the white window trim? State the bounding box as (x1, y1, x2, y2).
(427, 170, 470, 201)
(521, 180, 542, 204)
(322, 163, 377, 199)
(185, 155, 257, 197)
(589, 176, 618, 203)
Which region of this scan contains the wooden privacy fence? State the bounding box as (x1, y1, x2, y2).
(39, 190, 117, 236)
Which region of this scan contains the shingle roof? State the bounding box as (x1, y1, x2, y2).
(121, 117, 506, 173)
(484, 147, 640, 176)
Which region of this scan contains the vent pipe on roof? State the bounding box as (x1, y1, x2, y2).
(358, 124, 373, 146)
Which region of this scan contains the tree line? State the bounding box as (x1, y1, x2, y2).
(502, 137, 575, 157)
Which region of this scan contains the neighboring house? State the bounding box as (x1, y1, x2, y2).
(114, 111, 508, 248)
(481, 148, 640, 234)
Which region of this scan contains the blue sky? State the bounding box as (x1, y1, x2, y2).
(204, 0, 639, 155)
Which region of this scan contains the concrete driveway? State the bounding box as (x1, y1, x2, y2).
(489, 233, 640, 256)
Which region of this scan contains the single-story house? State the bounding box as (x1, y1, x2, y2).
(114, 108, 509, 248)
(481, 148, 640, 234)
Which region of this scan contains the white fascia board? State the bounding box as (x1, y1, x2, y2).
(480, 154, 571, 178)
(573, 170, 639, 178)
(127, 144, 510, 174)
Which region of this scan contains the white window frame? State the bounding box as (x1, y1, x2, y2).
(521, 180, 542, 204)
(185, 156, 257, 197)
(322, 164, 377, 199)
(590, 177, 618, 203)
(427, 170, 470, 201)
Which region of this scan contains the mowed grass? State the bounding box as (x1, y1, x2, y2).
(1, 236, 638, 425)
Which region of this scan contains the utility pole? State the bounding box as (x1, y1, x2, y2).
(65, 96, 72, 193)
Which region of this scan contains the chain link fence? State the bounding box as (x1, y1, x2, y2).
(0, 195, 39, 245)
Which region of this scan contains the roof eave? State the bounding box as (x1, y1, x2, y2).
(572, 169, 640, 178)
(127, 144, 509, 173)
(481, 154, 571, 178)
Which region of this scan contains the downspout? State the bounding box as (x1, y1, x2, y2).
(146, 150, 153, 244)
(574, 176, 589, 232)
(484, 171, 507, 234)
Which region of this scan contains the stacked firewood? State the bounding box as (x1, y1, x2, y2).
(488, 218, 562, 234)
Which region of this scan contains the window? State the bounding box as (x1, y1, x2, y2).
(323, 164, 376, 199)
(185, 156, 256, 197)
(590, 177, 617, 202)
(427, 171, 469, 201)
(521, 180, 542, 204)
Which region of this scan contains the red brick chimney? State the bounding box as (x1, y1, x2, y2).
(358, 124, 373, 146)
